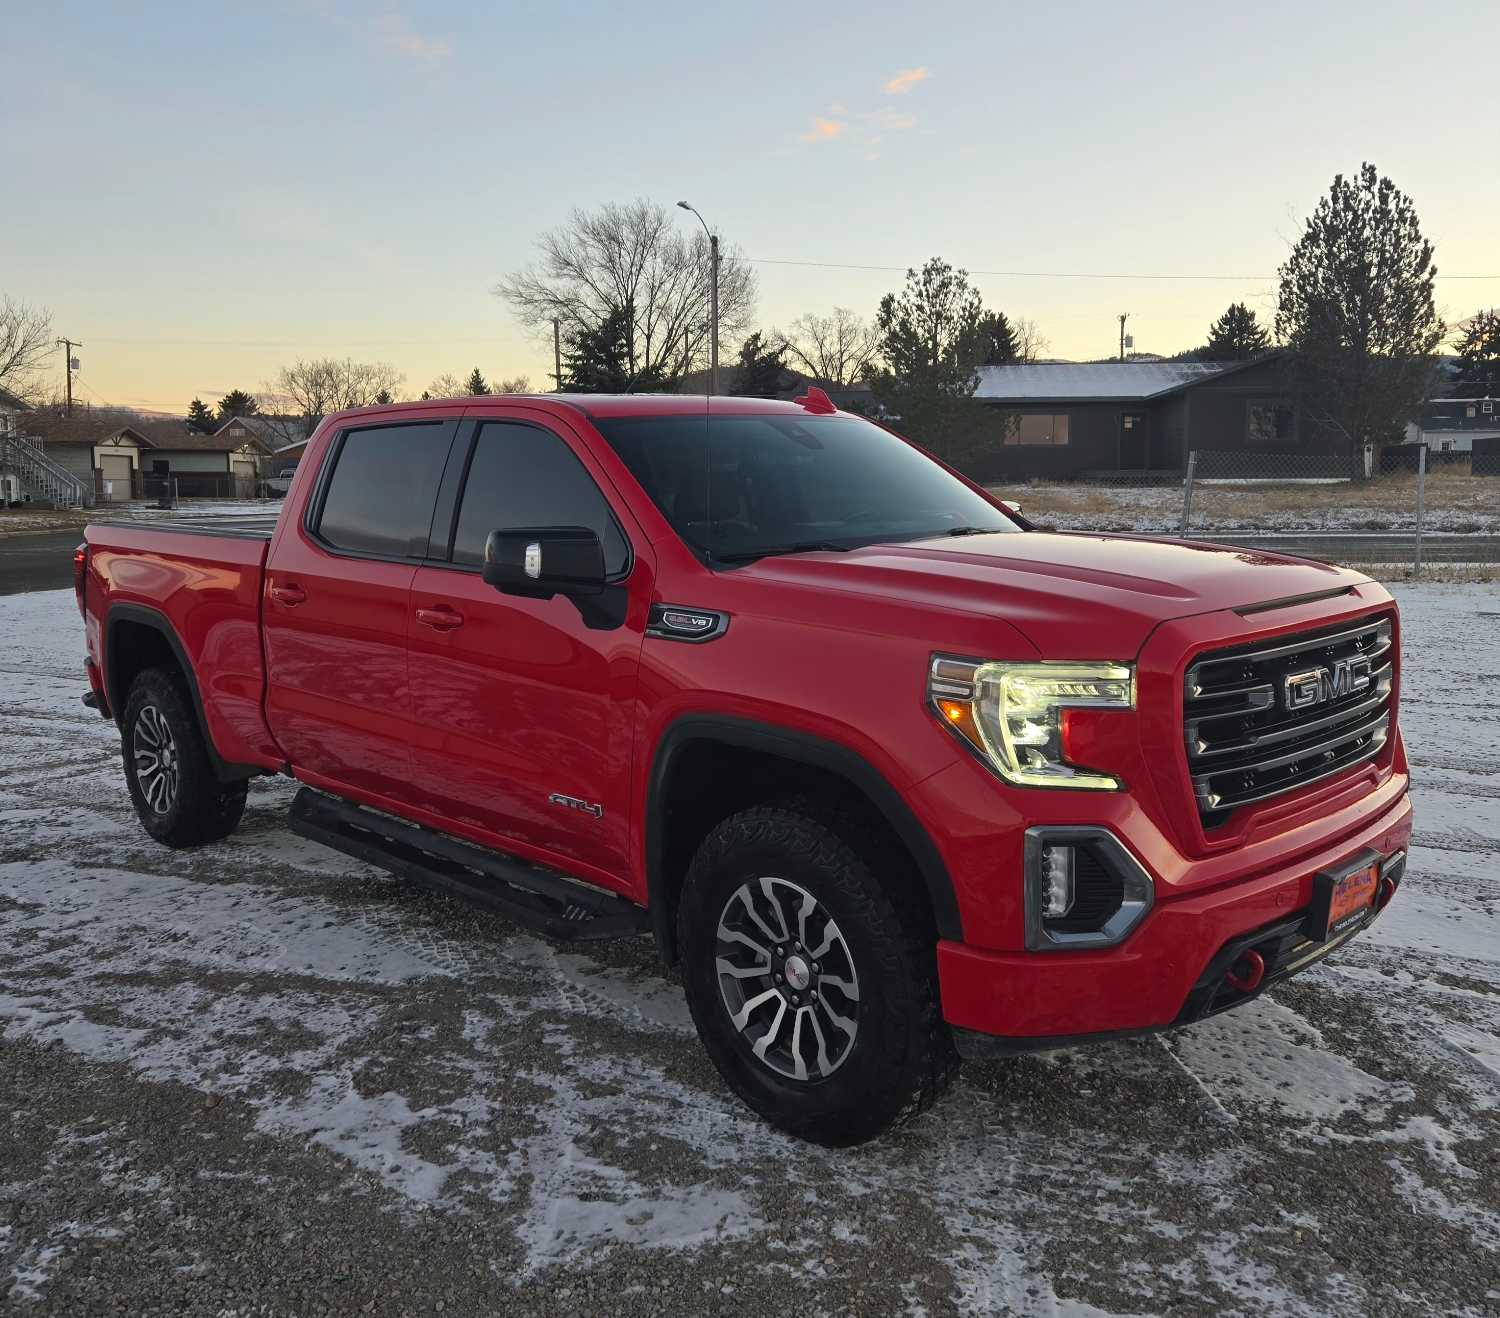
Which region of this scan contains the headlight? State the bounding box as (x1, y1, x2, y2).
(929, 657, 1135, 790)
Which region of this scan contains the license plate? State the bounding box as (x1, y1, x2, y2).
(1308, 851, 1382, 943)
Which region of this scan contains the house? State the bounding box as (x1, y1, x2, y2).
(1403, 397, 1500, 455)
(141, 419, 275, 497)
(0, 387, 39, 505)
(10, 410, 275, 504)
(966, 354, 1330, 482)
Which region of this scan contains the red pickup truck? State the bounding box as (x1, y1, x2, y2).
(78, 392, 1412, 1144)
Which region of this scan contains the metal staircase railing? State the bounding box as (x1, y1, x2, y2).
(0, 433, 91, 508)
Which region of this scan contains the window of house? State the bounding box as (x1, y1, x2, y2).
(450, 421, 629, 573)
(1484, 401, 1494, 414)
(998, 413, 1071, 446)
(1466, 405, 1478, 418)
(1247, 401, 1295, 444)
(315, 422, 449, 557)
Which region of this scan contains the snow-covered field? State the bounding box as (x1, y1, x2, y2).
(1, 587, 1497, 1315)
(990, 477, 1500, 537)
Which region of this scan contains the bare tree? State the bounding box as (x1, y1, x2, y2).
(424, 373, 466, 400)
(495, 375, 531, 394)
(0, 297, 56, 404)
(496, 199, 755, 387)
(266, 358, 405, 429)
(1013, 316, 1049, 364)
(780, 307, 879, 385)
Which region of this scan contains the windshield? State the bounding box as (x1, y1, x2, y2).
(592, 411, 1019, 562)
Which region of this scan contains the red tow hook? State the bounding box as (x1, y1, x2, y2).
(1226, 949, 1266, 994)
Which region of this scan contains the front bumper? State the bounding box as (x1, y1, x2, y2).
(937, 789, 1413, 1052)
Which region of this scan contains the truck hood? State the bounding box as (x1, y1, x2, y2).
(744, 530, 1366, 658)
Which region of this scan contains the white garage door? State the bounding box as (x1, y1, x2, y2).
(99, 454, 133, 503)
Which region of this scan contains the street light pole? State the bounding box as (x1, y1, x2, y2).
(677, 201, 719, 395)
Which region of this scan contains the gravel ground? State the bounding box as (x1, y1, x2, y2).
(1, 586, 1497, 1316)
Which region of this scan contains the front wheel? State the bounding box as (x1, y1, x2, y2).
(677, 803, 956, 1145)
(122, 667, 247, 848)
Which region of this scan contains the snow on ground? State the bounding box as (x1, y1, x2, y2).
(988, 480, 1500, 537)
(0, 586, 1497, 1314)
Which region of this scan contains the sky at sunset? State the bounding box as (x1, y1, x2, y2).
(5, 0, 1498, 415)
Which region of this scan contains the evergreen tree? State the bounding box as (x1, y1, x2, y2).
(868, 258, 993, 465)
(465, 368, 490, 395)
(562, 306, 668, 392)
(730, 333, 788, 398)
(1203, 303, 1271, 360)
(1453, 310, 1500, 398)
(186, 398, 217, 433)
(373, 388, 394, 405)
(980, 311, 1020, 365)
(1275, 164, 1443, 453)
(215, 389, 258, 422)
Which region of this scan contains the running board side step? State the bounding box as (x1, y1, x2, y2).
(289, 788, 647, 942)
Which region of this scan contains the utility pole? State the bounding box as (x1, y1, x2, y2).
(57, 338, 82, 416)
(552, 318, 563, 392)
(708, 234, 720, 396)
(1117, 315, 1128, 362)
(676, 201, 720, 396)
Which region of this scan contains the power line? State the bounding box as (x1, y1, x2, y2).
(742, 257, 1500, 281)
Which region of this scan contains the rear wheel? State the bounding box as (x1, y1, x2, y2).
(677, 803, 956, 1145)
(122, 667, 247, 848)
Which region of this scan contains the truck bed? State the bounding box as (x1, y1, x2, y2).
(84, 512, 284, 775)
(89, 511, 281, 541)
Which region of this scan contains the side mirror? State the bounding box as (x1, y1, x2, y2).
(482, 527, 606, 598)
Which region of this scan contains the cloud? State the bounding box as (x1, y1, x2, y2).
(884, 66, 929, 95)
(865, 108, 916, 131)
(798, 117, 847, 144)
(372, 12, 453, 61)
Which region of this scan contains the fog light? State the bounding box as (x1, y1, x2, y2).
(1040, 845, 1075, 918)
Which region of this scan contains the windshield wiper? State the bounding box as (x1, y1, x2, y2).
(943, 525, 999, 537)
(714, 540, 851, 563)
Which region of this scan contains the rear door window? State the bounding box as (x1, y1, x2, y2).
(450, 421, 630, 574)
(314, 422, 452, 558)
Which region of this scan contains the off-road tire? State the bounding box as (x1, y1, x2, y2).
(122, 666, 247, 848)
(678, 801, 956, 1145)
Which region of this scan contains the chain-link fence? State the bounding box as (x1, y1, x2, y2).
(993, 445, 1500, 574)
(140, 473, 271, 506)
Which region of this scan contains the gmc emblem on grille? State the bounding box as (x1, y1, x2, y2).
(1283, 656, 1374, 711)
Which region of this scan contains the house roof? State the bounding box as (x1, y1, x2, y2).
(17, 412, 166, 448)
(214, 414, 310, 449)
(161, 424, 273, 455)
(974, 358, 1272, 404)
(0, 385, 33, 412)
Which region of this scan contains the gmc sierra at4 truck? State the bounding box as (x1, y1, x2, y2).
(77, 390, 1412, 1145)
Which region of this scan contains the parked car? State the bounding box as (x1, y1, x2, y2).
(265, 464, 298, 497)
(77, 390, 1412, 1144)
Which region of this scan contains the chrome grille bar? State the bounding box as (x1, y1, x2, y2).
(1185, 613, 1395, 823)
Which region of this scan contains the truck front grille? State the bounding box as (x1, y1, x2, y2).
(1184, 615, 1394, 826)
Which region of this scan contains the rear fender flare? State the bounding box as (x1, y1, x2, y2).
(104, 602, 260, 784)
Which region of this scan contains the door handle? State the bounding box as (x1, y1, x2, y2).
(270, 584, 306, 606)
(415, 606, 464, 631)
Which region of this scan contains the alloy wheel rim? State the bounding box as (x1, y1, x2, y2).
(132, 704, 180, 814)
(714, 876, 860, 1081)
